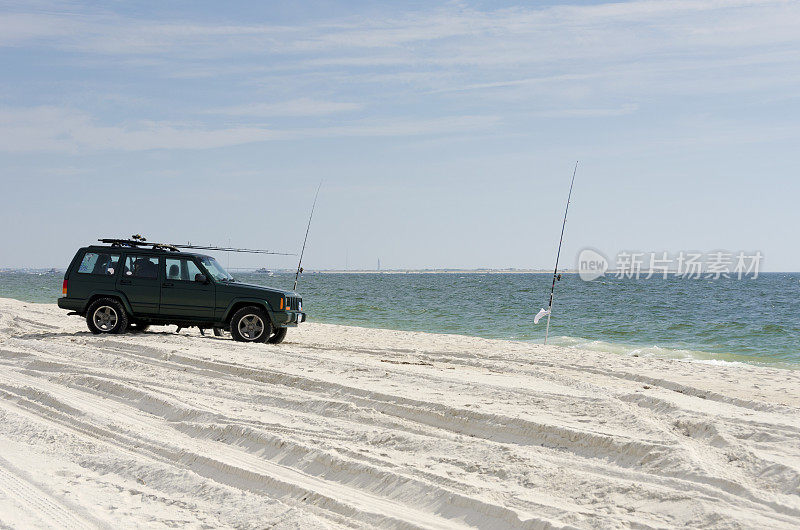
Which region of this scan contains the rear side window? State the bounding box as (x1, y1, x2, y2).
(124, 256, 159, 279)
(77, 252, 120, 276)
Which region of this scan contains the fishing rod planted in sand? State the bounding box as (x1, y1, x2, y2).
(293, 181, 322, 291)
(534, 161, 578, 344)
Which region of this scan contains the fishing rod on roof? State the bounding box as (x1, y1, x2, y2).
(100, 235, 295, 255)
(173, 244, 293, 255)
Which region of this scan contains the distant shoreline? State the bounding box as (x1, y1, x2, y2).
(305, 269, 562, 274)
(1, 268, 562, 274)
(2, 269, 794, 274)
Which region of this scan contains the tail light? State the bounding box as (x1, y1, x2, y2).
(62, 279, 68, 296)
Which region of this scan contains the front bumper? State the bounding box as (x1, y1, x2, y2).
(272, 310, 306, 328)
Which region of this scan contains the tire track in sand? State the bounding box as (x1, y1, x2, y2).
(0, 368, 573, 530)
(85, 340, 800, 523)
(0, 455, 100, 529)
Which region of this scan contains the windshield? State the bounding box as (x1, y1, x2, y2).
(200, 256, 235, 282)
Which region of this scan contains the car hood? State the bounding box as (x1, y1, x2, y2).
(223, 281, 298, 297)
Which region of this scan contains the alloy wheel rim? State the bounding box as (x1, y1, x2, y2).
(93, 306, 118, 331)
(238, 314, 264, 340)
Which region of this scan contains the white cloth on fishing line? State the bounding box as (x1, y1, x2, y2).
(534, 308, 550, 324)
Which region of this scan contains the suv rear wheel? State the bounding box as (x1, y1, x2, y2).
(86, 298, 128, 335)
(230, 306, 271, 343)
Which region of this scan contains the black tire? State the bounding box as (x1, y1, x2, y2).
(86, 298, 128, 335)
(230, 306, 271, 343)
(127, 321, 150, 333)
(268, 327, 288, 344)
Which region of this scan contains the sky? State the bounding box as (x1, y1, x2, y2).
(1, 0, 799, 270)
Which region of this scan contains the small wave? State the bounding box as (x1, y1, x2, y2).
(680, 358, 747, 367)
(666, 322, 692, 331)
(548, 335, 797, 368)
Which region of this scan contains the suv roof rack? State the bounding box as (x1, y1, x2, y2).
(98, 239, 181, 252)
(97, 236, 293, 256)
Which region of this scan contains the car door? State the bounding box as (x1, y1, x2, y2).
(117, 254, 162, 315)
(160, 257, 214, 321)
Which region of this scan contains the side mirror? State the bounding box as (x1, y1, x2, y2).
(195, 273, 208, 283)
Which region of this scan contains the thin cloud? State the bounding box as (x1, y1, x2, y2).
(3, 1, 798, 63)
(205, 99, 362, 117)
(0, 106, 499, 153)
(534, 104, 639, 118)
(2, 0, 798, 107)
(1, 0, 799, 153)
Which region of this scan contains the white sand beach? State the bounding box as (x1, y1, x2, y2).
(0, 297, 798, 529)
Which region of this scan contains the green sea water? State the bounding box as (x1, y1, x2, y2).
(2, 270, 798, 367)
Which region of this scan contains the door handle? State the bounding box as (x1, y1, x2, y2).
(162, 282, 174, 288)
(120, 279, 132, 285)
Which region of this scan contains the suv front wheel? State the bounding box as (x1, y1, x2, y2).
(86, 298, 129, 335)
(230, 306, 271, 343)
(268, 327, 288, 344)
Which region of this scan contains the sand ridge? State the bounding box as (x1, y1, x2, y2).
(0, 297, 798, 528)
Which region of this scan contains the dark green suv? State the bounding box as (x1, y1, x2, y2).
(57, 241, 305, 344)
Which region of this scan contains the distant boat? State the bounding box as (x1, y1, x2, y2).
(255, 268, 275, 276)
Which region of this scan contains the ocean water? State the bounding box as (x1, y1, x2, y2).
(2, 270, 798, 367)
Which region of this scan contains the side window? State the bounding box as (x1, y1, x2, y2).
(77, 252, 120, 276)
(166, 258, 203, 281)
(124, 256, 159, 279)
(186, 260, 203, 281)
